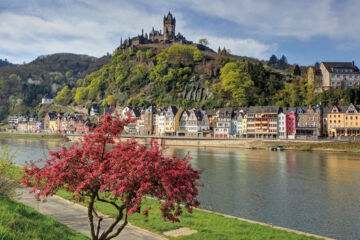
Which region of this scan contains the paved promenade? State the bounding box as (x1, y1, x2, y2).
(15, 187, 167, 240)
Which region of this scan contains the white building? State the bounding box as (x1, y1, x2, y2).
(278, 111, 287, 139)
(41, 94, 54, 104)
(157, 110, 166, 136)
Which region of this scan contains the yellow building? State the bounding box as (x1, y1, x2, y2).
(174, 107, 183, 133)
(328, 104, 360, 137)
(164, 106, 179, 136)
(49, 119, 58, 133)
(242, 114, 247, 136)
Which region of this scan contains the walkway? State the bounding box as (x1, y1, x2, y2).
(15, 187, 167, 240)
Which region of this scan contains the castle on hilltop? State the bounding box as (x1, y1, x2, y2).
(119, 12, 192, 49)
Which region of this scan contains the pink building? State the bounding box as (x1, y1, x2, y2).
(286, 109, 296, 139)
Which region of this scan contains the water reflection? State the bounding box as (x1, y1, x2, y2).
(2, 138, 360, 239)
(165, 147, 360, 240)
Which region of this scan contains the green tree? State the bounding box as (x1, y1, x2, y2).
(145, 49, 154, 59)
(65, 71, 72, 78)
(136, 50, 144, 62)
(268, 55, 278, 66)
(74, 87, 88, 103)
(55, 85, 72, 105)
(278, 55, 288, 70)
(293, 64, 301, 76)
(193, 50, 203, 62)
(220, 62, 254, 106)
(102, 95, 115, 107)
(199, 38, 209, 46)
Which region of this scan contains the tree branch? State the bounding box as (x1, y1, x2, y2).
(99, 205, 126, 240)
(106, 214, 128, 240)
(95, 216, 103, 239)
(96, 194, 120, 211)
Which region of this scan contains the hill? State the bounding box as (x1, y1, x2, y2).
(56, 42, 360, 112)
(0, 53, 110, 120)
(56, 43, 288, 111)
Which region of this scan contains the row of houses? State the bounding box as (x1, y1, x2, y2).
(9, 103, 360, 138)
(117, 104, 360, 139)
(9, 112, 92, 134)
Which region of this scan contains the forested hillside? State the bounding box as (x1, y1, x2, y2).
(0, 53, 110, 120)
(55, 44, 290, 110)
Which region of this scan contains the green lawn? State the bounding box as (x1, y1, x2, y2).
(9, 165, 322, 240)
(57, 191, 322, 240)
(0, 197, 89, 240)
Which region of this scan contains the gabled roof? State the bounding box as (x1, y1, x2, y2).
(330, 105, 348, 113)
(218, 108, 233, 117)
(166, 106, 178, 115)
(345, 103, 360, 114)
(43, 93, 53, 99)
(145, 105, 157, 114)
(286, 107, 297, 114)
(322, 62, 359, 73)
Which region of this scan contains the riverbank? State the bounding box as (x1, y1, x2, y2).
(69, 135, 360, 153)
(7, 165, 329, 240)
(3, 132, 359, 153)
(0, 132, 65, 140)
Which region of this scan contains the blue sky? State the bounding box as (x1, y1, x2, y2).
(0, 0, 359, 65)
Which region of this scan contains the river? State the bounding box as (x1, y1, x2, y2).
(2, 138, 360, 239)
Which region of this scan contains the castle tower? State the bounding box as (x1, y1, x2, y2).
(163, 11, 176, 41)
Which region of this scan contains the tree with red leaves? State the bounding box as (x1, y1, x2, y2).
(21, 114, 202, 240)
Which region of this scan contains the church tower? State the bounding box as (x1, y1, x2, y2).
(163, 12, 176, 41)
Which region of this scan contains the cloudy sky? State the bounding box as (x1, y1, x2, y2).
(0, 0, 359, 65)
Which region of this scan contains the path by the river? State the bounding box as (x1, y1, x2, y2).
(15, 187, 167, 240)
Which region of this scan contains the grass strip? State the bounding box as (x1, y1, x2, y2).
(0, 197, 89, 240)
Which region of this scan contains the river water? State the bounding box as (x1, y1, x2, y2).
(2, 138, 360, 239)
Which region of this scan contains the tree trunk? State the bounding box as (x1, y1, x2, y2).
(88, 194, 97, 240)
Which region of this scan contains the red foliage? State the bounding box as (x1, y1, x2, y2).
(21, 114, 202, 239)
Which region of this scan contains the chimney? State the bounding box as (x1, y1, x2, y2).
(352, 60, 355, 66)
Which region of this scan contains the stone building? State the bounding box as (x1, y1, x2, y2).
(214, 108, 233, 138)
(317, 62, 360, 91)
(119, 12, 192, 49)
(295, 105, 323, 139)
(144, 106, 157, 135)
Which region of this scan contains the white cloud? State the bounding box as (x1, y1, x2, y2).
(1, 0, 359, 64)
(188, 35, 277, 60)
(0, 1, 164, 63)
(179, 0, 360, 40)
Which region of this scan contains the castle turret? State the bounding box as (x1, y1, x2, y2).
(163, 11, 176, 41)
